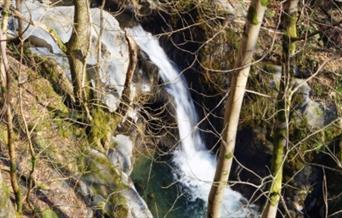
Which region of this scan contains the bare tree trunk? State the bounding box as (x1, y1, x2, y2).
(15, 0, 23, 36)
(0, 0, 11, 88)
(15, 1, 37, 206)
(116, 32, 138, 117)
(207, 1, 270, 217)
(0, 0, 22, 213)
(261, 1, 299, 217)
(67, 0, 91, 113)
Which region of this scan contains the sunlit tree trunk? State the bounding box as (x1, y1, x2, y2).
(207, 1, 270, 217)
(261, 1, 299, 217)
(67, 0, 91, 112)
(117, 32, 138, 117)
(0, 0, 22, 212)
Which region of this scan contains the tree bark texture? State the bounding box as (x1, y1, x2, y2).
(261, 1, 299, 217)
(207, 1, 270, 218)
(67, 0, 91, 107)
(0, 0, 22, 212)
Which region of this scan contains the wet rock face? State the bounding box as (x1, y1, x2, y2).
(109, 134, 134, 175)
(17, 0, 130, 111)
(101, 0, 157, 17)
(79, 149, 153, 218)
(270, 65, 338, 130)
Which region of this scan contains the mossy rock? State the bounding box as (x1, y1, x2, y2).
(113, 204, 129, 218)
(81, 149, 127, 188)
(79, 149, 130, 217)
(0, 175, 16, 218)
(0, 179, 11, 210)
(0, 123, 8, 145)
(41, 209, 59, 218)
(27, 70, 69, 113)
(200, 26, 241, 91)
(241, 63, 278, 127)
(89, 108, 121, 150)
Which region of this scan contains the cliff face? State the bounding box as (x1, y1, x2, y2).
(0, 1, 156, 217)
(0, 49, 152, 218)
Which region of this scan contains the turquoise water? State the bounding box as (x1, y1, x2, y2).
(131, 154, 206, 218)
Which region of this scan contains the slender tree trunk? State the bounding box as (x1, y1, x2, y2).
(117, 32, 138, 117)
(16, 0, 37, 205)
(94, 0, 106, 102)
(261, 1, 299, 217)
(67, 0, 91, 110)
(207, 1, 270, 217)
(0, 0, 22, 212)
(15, 0, 23, 36)
(0, 0, 11, 88)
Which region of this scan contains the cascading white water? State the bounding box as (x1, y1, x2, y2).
(128, 26, 258, 217)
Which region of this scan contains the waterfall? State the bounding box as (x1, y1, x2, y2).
(128, 26, 258, 217)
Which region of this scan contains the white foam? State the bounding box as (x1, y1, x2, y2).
(128, 26, 258, 217)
